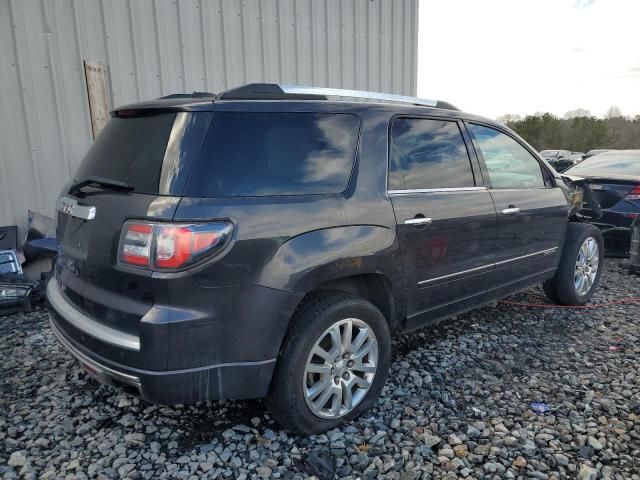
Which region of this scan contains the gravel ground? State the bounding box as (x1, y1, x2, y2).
(2, 259, 640, 480)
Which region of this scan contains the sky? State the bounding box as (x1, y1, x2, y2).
(417, 0, 640, 120)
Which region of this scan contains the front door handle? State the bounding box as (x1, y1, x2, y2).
(404, 217, 432, 226)
(501, 207, 520, 215)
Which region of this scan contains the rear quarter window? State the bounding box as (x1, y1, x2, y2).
(183, 112, 360, 197)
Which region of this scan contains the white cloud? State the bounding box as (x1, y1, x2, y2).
(417, 0, 640, 119)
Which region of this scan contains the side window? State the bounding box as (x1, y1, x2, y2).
(184, 112, 360, 196)
(468, 124, 546, 189)
(389, 118, 475, 190)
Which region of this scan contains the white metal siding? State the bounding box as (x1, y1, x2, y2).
(0, 0, 418, 233)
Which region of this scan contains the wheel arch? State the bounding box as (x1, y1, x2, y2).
(312, 273, 397, 330)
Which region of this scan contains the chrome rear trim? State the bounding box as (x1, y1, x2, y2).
(50, 317, 142, 391)
(47, 280, 140, 351)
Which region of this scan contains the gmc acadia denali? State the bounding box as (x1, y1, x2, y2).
(48, 84, 604, 434)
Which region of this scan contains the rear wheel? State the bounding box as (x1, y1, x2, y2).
(266, 291, 391, 435)
(543, 223, 604, 305)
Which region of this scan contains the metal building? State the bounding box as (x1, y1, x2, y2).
(0, 0, 419, 234)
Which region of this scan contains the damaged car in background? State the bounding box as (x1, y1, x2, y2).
(0, 249, 34, 311)
(540, 149, 575, 172)
(564, 150, 640, 257)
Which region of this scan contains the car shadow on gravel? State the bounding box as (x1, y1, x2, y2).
(173, 399, 267, 452)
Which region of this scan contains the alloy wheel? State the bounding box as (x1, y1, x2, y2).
(574, 236, 599, 296)
(303, 318, 378, 419)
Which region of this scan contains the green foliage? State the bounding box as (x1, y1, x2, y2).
(504, 113, 640, 152)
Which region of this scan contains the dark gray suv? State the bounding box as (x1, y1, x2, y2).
(48, 84, 604, 434)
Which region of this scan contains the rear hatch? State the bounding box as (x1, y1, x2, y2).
(566, 151, 640, 213)
(56, 106, 361, 346)
(56, 110, 211, 337)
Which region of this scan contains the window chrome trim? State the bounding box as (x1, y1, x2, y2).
(418, 247, 559, 286)
(388, 186, 487, 195)
(47, 280, 140, 351)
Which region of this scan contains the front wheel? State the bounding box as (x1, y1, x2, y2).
(543, 223, 604, 305)
(266, 292, 391, 435)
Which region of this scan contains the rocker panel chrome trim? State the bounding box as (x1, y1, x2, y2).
(418, 247, 559, 286)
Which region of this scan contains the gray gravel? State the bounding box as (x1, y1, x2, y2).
(2, 259, 640, 479)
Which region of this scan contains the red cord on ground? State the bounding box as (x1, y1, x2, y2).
(499, 298, 640, 309)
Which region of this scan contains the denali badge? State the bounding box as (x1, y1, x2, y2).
(60, 201, 74, 215)
(56, 196, 96, 220)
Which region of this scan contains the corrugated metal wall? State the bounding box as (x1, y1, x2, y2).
(0, 0, 419, 234)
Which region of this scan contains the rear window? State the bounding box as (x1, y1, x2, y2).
(183, 112, 360, 196)
(75, 114, 177, 193)
(569, 152, 640, 176)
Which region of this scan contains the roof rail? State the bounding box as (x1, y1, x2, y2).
(281, 85, 440, 108)
(217, 83, 458, 110)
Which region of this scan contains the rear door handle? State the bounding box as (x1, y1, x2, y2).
(404, 217, 432, 226)
(501, 207, 520, 215)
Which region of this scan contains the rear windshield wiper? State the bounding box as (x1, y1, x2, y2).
(69, 176, 134, 195)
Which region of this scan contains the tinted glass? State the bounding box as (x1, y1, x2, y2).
(75, 114, 177, 193)
(184, 112, 360, 196)
(469, 124, 545, 189)
(568, 152, 640, 176)
(389, 118, 474, 190)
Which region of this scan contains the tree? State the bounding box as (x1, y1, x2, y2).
(506, 113, 563, 150)
(505, 112, 640, 151)
(567, 116, 612, 151)
(564, 109, 591, 119)
(605, 106, 623, 119)
(496, 114, 521, 125)
(506, 113, 619, 152)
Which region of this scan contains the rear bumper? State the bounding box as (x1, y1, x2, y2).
(580, 208, 634, 256)
(47, 278, 301, 403)
(589, 214, 633, 256)
(49, 307, 277, 403)
(50, 317, 143, 395)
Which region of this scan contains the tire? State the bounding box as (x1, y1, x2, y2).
(543, 222, 604, 305)
(266, 291, 391, 435)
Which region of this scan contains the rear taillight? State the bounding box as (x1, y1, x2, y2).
(626, 185, 640, 200)
(118, 221, 232, 270)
